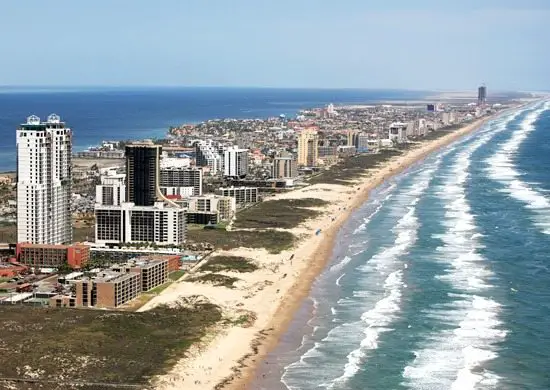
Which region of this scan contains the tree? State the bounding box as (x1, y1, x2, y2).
(57, 262, 72, 275)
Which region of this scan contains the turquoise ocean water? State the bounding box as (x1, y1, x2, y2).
(253, 100, 550, 390)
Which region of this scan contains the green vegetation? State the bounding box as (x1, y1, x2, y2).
(169, 270, 186, 281)
(202, 256, 258, 273)
(187, 229, 294, 254)
(56, 262, 73, 275)
(416, 125, 462, 141)
(0, 222, 16, 242)
(233, 198, 329, 229)
(308, 149, 403, 185)
(148, 281, 174, 294)
(227, 311, 257, 328)
(186, 273, 240, 288)
(73, 225, 94, 243)
(0, 299, 222, 389)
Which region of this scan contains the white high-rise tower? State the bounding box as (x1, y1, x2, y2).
(16, 114, 73, 244)
(223, 146, 248, 179)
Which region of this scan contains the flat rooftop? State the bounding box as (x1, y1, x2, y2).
(83, 272, 139, 284)
(112, 258, 168, 270)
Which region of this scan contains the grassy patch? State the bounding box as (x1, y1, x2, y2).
(73, 225, 95, 242)
(233, 198, 328, 229)
(0, 299, 222, 389)
(186, 273, 240, 288)
(187, 229, 294, 254)
(148, 281, 174, 294)
(202, 256, 258, 273)
(308, 149, 403, 185)
(169, 270, 186, 281)
(0, 223, 15, 242)
(227, 311, 257, 328)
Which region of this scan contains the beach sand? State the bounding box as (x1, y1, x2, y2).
(144, 115, 497, 390)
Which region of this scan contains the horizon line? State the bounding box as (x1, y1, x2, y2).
(0, 84, 491, 93)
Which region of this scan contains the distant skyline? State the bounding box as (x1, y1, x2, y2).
(1, 0, 548, 91)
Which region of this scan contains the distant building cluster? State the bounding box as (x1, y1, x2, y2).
(0, 84, 502, 309)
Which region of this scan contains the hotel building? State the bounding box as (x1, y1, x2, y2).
(95, 202, 186, 246)
(160, 167, 203, 196)
(16, 114, 72, 244)
(186, 195, 236, 221)
(195, 140, 222, 175)
(125, 142, 162, 206)
(111, 258, 170, 292)
(94, 142, 187, 246)
(16, 243, 90, 269)
(297, 129, 319, 167)
(95, 172, 126, 206)
(216, 186, 258, 205)
(272, 153, 297, 179)
(223, 146, 248, 179)
(75, 271, 141, 308)
(388, 122, 408, 144)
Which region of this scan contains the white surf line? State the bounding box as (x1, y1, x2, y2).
(402, 112, 520, 390)
(353, 190, 394, 235)
(324, 158, 446, 389)
(486, 101, 550, 234)
(280, 163, 442, 390)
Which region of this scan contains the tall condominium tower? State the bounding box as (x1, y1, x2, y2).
(223, 146, 248, 179)
(125, 142, 162, 206)
(16, 114, 73, 244)
(95, 141, 186, 246)
(478, 84, 487, 106)
(297, 128, 319, 167)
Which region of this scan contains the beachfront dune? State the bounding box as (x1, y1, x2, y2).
(142, 115, 497, 390)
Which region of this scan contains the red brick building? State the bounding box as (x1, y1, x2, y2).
(0, 262, 27, 278)
(16, 243, 90, 269)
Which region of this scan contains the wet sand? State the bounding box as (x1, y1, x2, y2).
(145, 114, 501, 390)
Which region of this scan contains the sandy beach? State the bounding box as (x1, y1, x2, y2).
(143, 115, 497, 390)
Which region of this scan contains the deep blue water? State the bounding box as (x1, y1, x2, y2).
(253, 100, 550, 389)
(0, 87, 426, 171)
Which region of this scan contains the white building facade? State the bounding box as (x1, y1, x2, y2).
(16, 114, 73, 244)
(95, 202, 186, 246)
(96, 173, 126, 206)
(223, 146, 248, 178)
(195, 140, 222, 175)
(388, 122, 409, 144)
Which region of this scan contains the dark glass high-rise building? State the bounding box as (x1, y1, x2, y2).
(478, 85, 487, 105)
(125, 143, 162, 206)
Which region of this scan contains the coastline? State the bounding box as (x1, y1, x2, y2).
(146, 113, 501, 390)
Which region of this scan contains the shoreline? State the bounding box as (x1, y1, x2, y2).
(146, 111, 510, 390)
(227, 116, 498, 390)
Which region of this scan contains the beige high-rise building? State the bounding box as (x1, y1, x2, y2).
(346, 130, 357, 147)
(297, 129, 319, 167)
(273, 154, 297, 178)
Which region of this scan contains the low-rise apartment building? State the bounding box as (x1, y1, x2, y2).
(16, 243, 90, 269)
(216, 186, 258, 205)
(111, 257, 172, 292)
(75, 271, 141, 308)
(183, 195, 236, 222)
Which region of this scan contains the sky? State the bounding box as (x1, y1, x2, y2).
(0, 0, 549, 91)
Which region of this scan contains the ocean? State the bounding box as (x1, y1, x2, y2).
(0, 87, 426, 172)
(253, 100, 550, 390)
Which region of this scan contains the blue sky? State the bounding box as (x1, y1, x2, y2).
(0, 0, 548, 91)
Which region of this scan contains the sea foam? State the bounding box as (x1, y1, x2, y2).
(486, 101, 550, 234)
(402, 113, 518, 389)
(281, 162, 442, 390)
